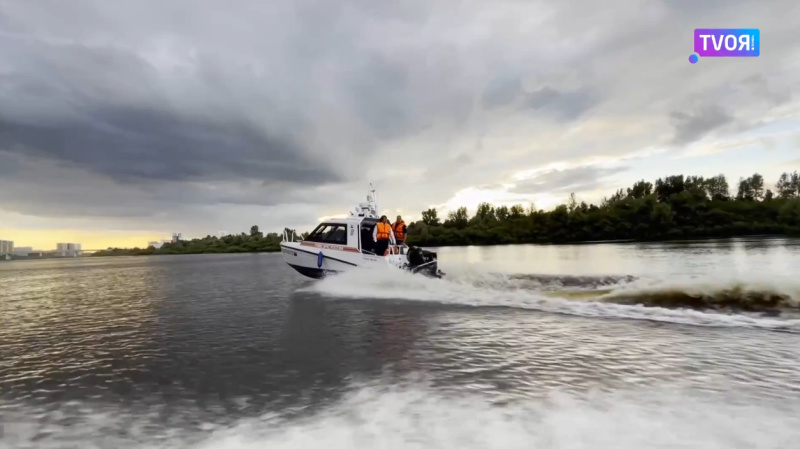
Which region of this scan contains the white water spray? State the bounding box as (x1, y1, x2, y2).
(303, 266, 800, 331)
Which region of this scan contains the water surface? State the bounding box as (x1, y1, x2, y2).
(1, 237, 799, 448)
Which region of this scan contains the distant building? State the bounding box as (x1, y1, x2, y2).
(12, 246, 32, 255)
(0, 240, 13, 255)
(147, 240, 172, 249)
(56, 243, 82, 257)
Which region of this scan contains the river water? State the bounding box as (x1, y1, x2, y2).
(1, 237, 800, 448)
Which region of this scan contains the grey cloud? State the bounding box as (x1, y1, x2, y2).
(0, 152, 169, 218)
(482, 77, 597, 121)
(669, 106, 734, 146)
(509, 166, 630, 195)
(422, 153, 474, 179)
(760, 137, 777, 151)
(524, 87, 596, 121)
(345, 55, 414, 140)
(482, 76, 522, 109)
(739, 74, 791, 106)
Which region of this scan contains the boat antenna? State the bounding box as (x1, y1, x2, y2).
(369, 182, 378, 214)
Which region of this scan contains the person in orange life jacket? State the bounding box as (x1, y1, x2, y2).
(372, 215, 396, 257)
(392, 215, 407, 247)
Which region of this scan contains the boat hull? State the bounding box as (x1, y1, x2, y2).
(280, 242, 441, 279)
(286, 263, 336, 279)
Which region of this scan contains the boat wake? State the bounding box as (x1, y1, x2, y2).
(303, 263, 800, 332)
(594, 278, 800, 313)
(3, 379, 799, 448)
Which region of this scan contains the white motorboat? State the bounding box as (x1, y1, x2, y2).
(280, 185, 444, 279)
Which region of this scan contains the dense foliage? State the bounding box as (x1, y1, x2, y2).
(91, 226, 306, 257)
(405, 171, 800, 246)
(93, 171, 800, 256)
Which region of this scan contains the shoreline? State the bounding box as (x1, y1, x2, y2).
(78, 233, 797, 258)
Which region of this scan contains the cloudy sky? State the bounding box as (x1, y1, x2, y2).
(1, 0, 799, 250)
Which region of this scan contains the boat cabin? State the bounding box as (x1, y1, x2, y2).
(302, 216, 385, 255)
(299, 187, 404, 256)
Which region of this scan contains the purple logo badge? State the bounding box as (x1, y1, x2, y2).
(689, 28, 760, 63)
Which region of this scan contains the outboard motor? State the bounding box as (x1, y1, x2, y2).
(405, 246, 444, 278)
(407, 246, 426, 266)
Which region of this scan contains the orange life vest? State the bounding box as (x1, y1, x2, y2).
(376, 222, 391, 240)
(392, 221, 405, 241)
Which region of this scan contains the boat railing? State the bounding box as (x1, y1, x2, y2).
(385, 244, 407, 256)
(361, 245, 406, 256)
(282, 229, 300, 242)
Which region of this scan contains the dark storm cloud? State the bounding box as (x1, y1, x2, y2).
(0, 36, 340, 185)
(0, 150, 23, 176)
(0, 109, 337, 185)
(669, 106, 734, 146)
(0, 150, 296, 218)
(509, 166, 630, 195)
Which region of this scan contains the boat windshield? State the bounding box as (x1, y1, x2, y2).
(306, 223, 348, 245)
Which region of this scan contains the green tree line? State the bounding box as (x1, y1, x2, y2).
(405, 171, 800, 246)
(93, 170, 800, 256)
(91, 226, 307, 257)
